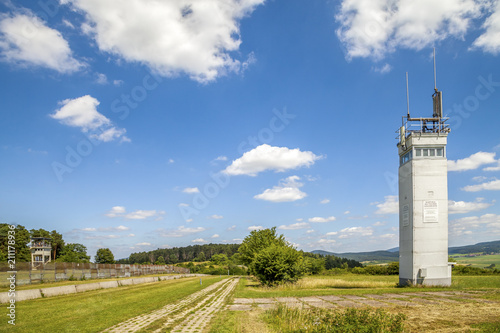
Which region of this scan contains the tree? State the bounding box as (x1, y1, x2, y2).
(95, 248, 115, 264)
(238, 227, 287, 272)
(57, 243, 90, 263)
(196, 251, 206, 262)
(155, 256, 166, 265)
(253, 243, 305, 285)
(211, 253, 228, 265)
(50, 230, 65, 261)
(169, 254, 178, 264)
(239, 227, 304, 285)
(0, 224, 31, 262)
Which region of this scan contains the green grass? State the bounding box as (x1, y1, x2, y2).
(1, 276, 223, 333)
(264, 305, 406, 333)
(451, 254, 500, 268)
(234, 274, 500, 299)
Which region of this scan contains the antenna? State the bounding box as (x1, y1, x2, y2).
(406, 72, 410, 119)
(433, 48, 437, 92)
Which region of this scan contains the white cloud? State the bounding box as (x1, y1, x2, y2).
(105, 206, 165, 220)
(472, 0, 500, 54)
(336, 0, 485, 60)
(136, 242, 152, 246)
(227, 225, 236, 231)
(158, 226, 206, 238)
(338, 226, 374, 238)
(462, 179, 500, 192)
(344, 210, 350, 215)
(51, 95, 129, 143)
(308, 216, 336, 223)
(95, 73, 108, 84)
(0, 12, 83, 73)
(81, 227, 97, 232)
(374, 195, 398, 214)
(326, 231, 338, 236)
(372, 63, 392, 73)
(248, 225, 263, 231)
(450, 213, 500, 237)
(380, 233, 397, 240)
(211, 234, 220, 238)
(183, 187, 200, 194)
(306, 229, 315, 234)
(224, 144, 321, 176)
(192, 238, 207, 244)
(448, 198, 494, 214)
(373, 221, 386, 227)
(208, 214, 224, 220)
(125, 210, 165, 220)
(320, 199, 330, 204)
(254, 176, 307, 203)
(113, 79, 124, 86)
(62, 0, 264, 82)
(278, 222, 310, 230)
(105, 206, 126, 217)
(484, 161, 500, 171)
(448, 152, 496, 171)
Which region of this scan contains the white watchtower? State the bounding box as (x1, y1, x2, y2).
(397, 59, 452, 286)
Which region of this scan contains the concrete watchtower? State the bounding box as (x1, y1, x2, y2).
(397, 54, 452, 286)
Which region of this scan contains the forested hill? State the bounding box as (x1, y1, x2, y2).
(117, 243, 240, 264)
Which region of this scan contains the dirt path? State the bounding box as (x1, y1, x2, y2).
(102, 277, 237, 333)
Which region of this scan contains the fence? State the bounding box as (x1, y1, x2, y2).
(0, 262, 190, 286)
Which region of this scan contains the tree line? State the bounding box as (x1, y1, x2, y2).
(0, 224, 115, 264)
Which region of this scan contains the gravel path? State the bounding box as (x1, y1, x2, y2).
(102, 278, 236, 333)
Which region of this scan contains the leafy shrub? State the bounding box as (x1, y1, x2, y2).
(253, 244, 305, 286)
(452, 265, 500, 275)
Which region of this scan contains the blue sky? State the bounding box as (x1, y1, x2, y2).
(1, 0, 500, 260)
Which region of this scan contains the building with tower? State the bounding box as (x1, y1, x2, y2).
(397, 55, 452, 286)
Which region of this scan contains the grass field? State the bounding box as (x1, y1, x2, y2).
(3, 274, 499, 332)
(0, 276, 222, 333)
(214, 275, 500, 332)
(450, 254, 500, 269)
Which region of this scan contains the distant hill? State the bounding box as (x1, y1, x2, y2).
(312, 240, 500, 263)
(449, 240, 500, 254)
(311, 250, 398, 262)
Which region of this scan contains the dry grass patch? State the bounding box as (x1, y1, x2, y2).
(387, 300, 500, 332)
(255, 277, 394, 292)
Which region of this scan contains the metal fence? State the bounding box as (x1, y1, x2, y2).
(0, 262, 189, 286)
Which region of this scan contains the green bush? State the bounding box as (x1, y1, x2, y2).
(253, 244, 305, 286)
(452, 265, 500, 275)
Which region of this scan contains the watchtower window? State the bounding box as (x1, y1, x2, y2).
(414, 147, 445, 159)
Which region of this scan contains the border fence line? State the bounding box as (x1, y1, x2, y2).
(0, 262, 189, 286)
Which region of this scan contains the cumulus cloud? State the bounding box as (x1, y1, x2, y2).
(136, 242, 152, 246)
(254, 176, 307, 202)
(157, 226, 206, 238)
(308, 216, 336, 223)
(183, 187, 200, 194)
(471, 0, 500, 54)
(247, 225, 263, 231)
(374, 195, 399, 214)
(61, 0, 264, 82)
(192, 238, 207, 244)
(105, 206, 165, 220)
(211, 234, 220, 238)
(278, 222, 310, 230)
(208, 214, 224, 219)
(338, 226, 374, 238)
(105, 206, 126, 218)
(449, 198, 494, 214)
(224, 144, 321, 176)
(484, 161, 500, 171)
(0, 11, 83, 73)
(335, 0, 487, 60)
(450, 213, 500, 237)
(462, 179, 500, 192)
(320, 199, 330, 204)
(448, 152, 496, 171)
(51, 95, 130, 143)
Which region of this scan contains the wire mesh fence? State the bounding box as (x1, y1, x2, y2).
(0, 262, 189, 286)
